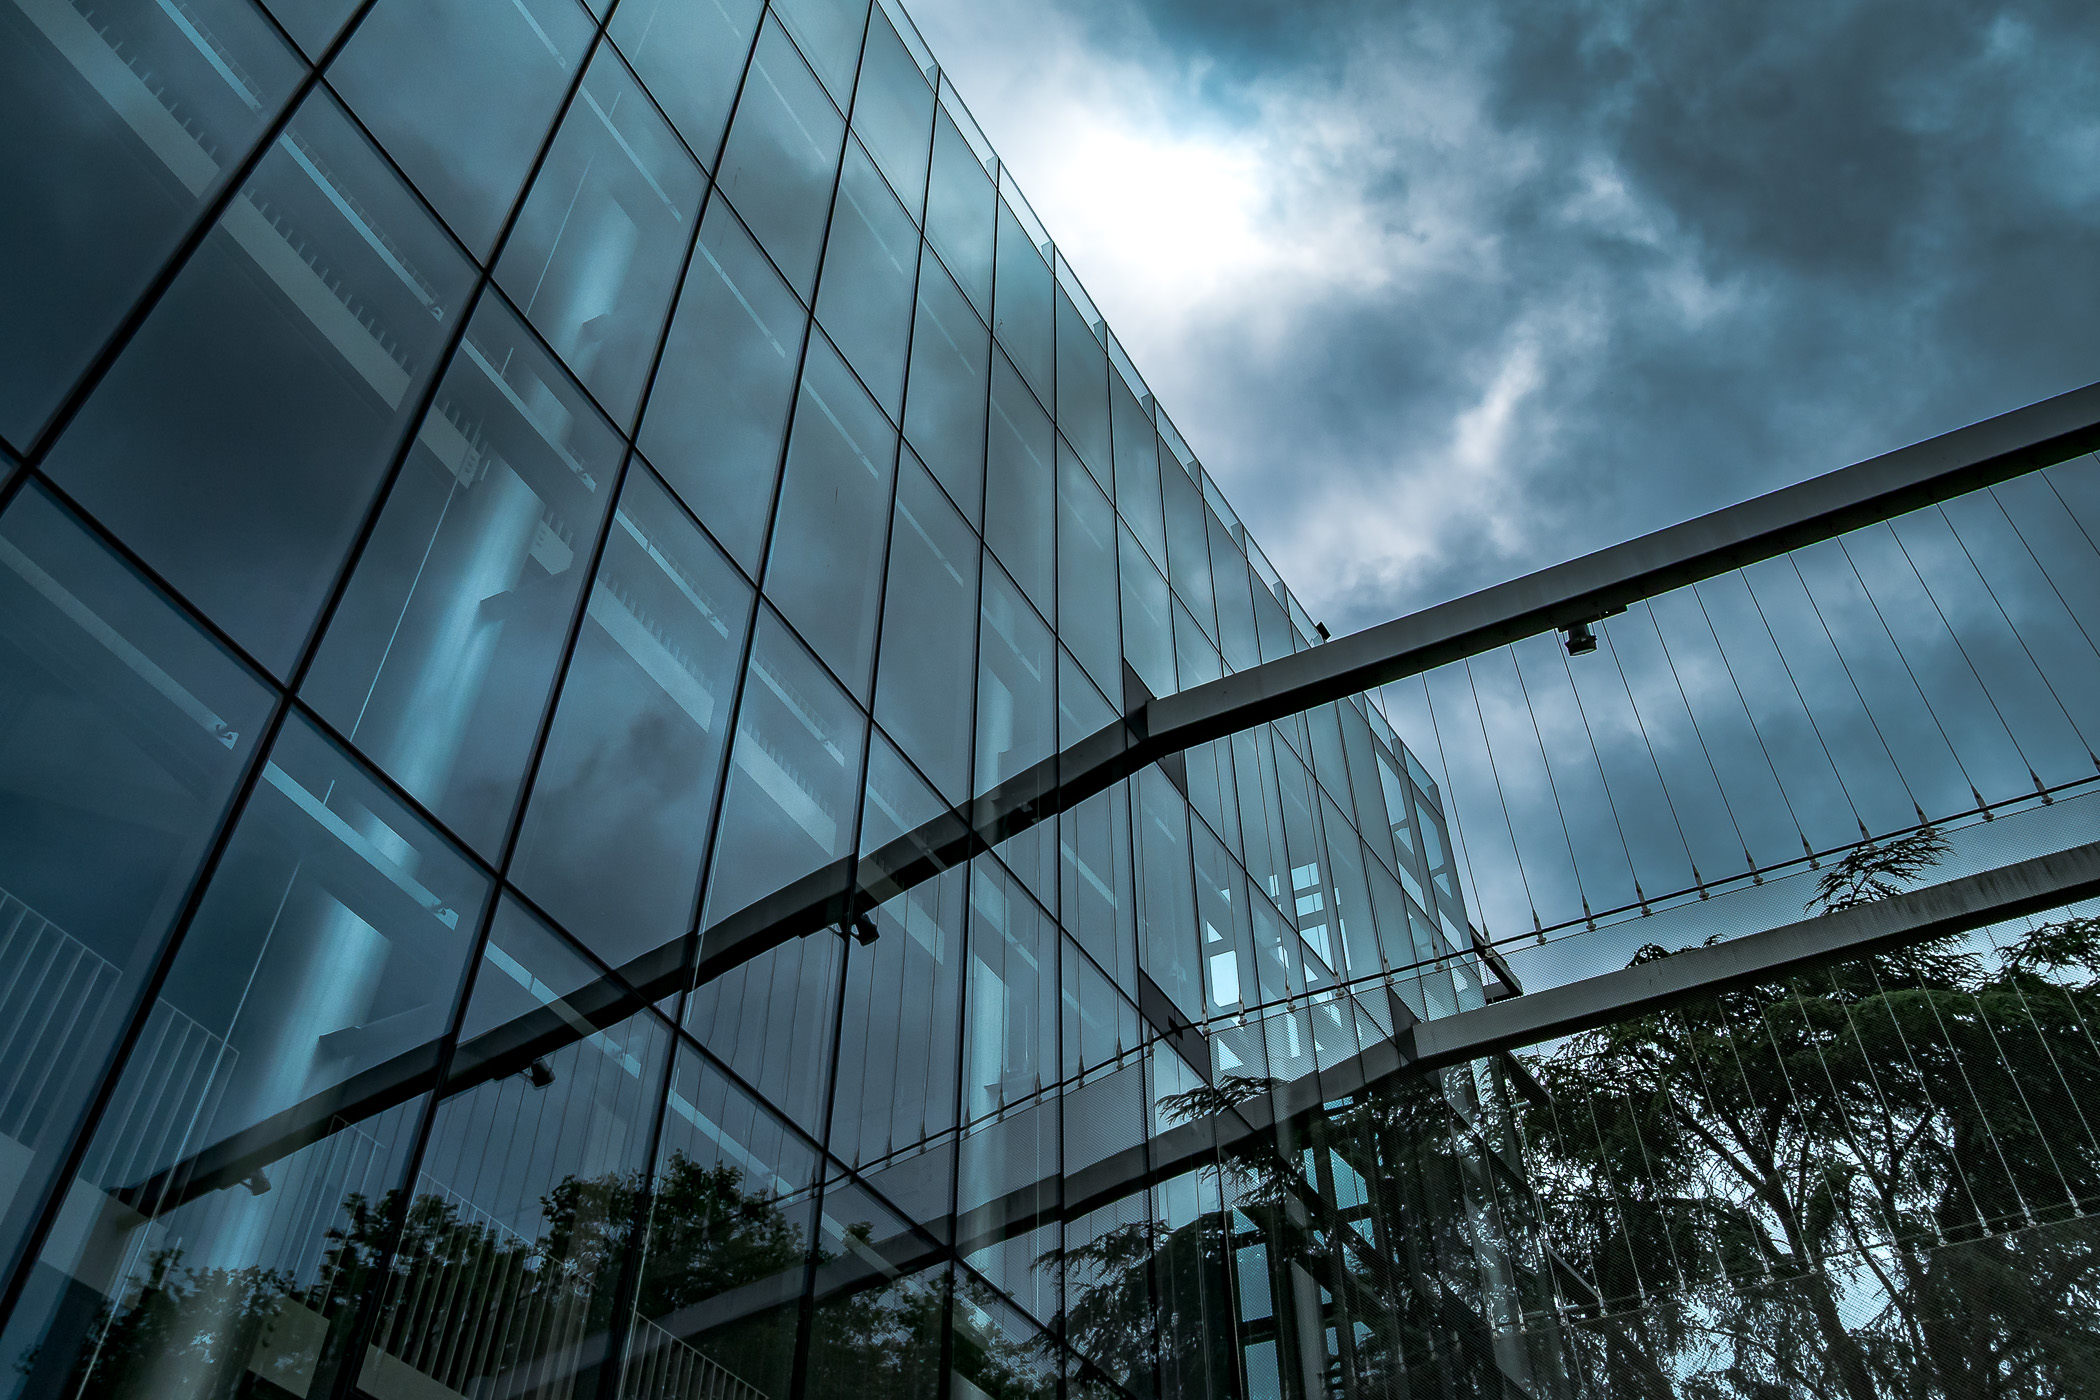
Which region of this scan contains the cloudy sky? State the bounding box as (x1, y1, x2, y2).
(901, 0, 2100, 636)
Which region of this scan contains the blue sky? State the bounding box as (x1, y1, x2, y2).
(903, 0, 2100, 634)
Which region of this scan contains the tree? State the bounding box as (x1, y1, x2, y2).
(1518, 910, 2100, 1399)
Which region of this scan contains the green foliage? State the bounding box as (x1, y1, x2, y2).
(1810, 827, 1953, 915)
(1520, 918, 2100, 1399)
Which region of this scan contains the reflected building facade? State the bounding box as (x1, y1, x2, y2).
(0, 1, 1569, 1399)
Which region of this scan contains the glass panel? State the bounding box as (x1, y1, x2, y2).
(771, 0, 867, 105)
(923, 108, 994, 315)
(974, 563, 1053, 800)
(257, 0, 358, 55)
(1118, 524, 1174, 701)
(627, 1044, 819, 1400)
(1058, 445, 1120, 699)
(700, 608, 868, 928)
(991, 201, 1052, 403)
(806, 1178, 951, 1400)
(816, 140, 918, 418)
(509, 465, 754, 968)
(1320, 795, 1381, 978)
(1190, 826, 1254, 1022)
(1058, 648, 1115, 748)
(1061, 1194, 1154, 1396)
(984, 355, 1054, 620)
(1184, 737, 1240, 859)
(330, 0, 593, 256)
(902, 248, 989, 523)
(686, 915, 842, 1137)
(369, 912, 672, 1400)
(1109, 378, 1164, 566)
(859, 726, 949, 859)
(1135, 765, 1201, 1023)
(1233, 728, 1286, 912)
(1210, 516, 1259, 672)
(1338, 702, 1397, 871)
(1160, 460, 1215, 637)
(963, 858, 1058, 1124)
(0, 485, 270, 1284)
(764, 335, 898, 698)
(499, 46, 708, 427)
(852, 7, 934, 217)
(954, 1269, 1061, 1390)
(612, 0, 763, 168)
(1252, 576, 1293, 664)
(1059, 782, 1136, 996)
(303, 297, 620, 859)
(875, 452, 979, 802)
(716, 17, 845, 298)
(3, 713, 488, 1400)
(1172, 600, 1221, 688)
(832, 860, 967, 1166)
(641, 199, 807, 574)
(43, 91, 475, 677)
(1062, 944, 1142, 1088)
(1055, 288, 1110, 490)
(1305, 703, 1351, 808)
(0, 0, 302, 446)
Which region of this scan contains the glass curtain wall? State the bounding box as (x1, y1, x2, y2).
(0, 0, 1564, 1398)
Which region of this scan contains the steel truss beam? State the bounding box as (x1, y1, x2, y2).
(113, 382, 2100, 1217)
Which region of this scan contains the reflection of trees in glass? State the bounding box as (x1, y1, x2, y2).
(1521, 915, 2100, 1400)
(1049, 1072, 1546, 1400)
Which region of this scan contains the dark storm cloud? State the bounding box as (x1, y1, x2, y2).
(911, 0, 2100, 634)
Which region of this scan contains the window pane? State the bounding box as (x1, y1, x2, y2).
(1118, 524, 1174, 700)
(1135, 765, 1202, 1022)
(1210, 516, 1260, 671)
(765, 335, 897, 698)
(717, 17, 844, 298)
(1161, 459, 1215, 637)
(43, 91, 476, 677)
(1110, 379, 1165, 566)
(1060, 782, 1136, 996)
(629, 1044, 819, 1400)
(7, 713, 489, 1400)
(816, 141, 917, 418)
(510, 465, 754, 968)
(924, 109, 993, 315)
(0, 484, 270, 1283)
(303, 297, 620, 859)
(642, 200, 807, 574)
(984, 354, 1053, 619)
(701, 608, 868, 929)
(831, 858, 967, 1166)
(373, 903, 672, 1400)
(1058, 441, 1120, 698)
(686, 913, 843, 1137)
(902, 249, 988, 522)
(612, 0, 763, 168)
(852, 8, 934, 216)
(499, 46, 708, 426)
(1172, 599, 1221, 687)
(875, 452, 978, 802)
(805, 1177, 951, 1400)
(964, 858, 1057, 1125)
(0, 0, 301, 446)
(770, 0, 868, 106)
(975, 562, 1053, 800)
(330, 0, 593, 256)
(991, 201, 1052, 403)
(1055, 288, 1110, 490)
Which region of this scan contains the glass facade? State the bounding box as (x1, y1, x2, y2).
(0, 2, 1561, 1399)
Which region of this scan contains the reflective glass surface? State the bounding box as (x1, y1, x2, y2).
(303, 297, 620, 858)
(509, 464, 753, 968)
(764, 335, 897, 697)
(816, 141, 918, 418)
(903, 248, 990, 522)
(0, 0, 302, 447)
(612, 0, 763, 167)
(715, 17, 844, 299)
(642, 199, 807, 573)
(852, 7, 935, 217)
(43, 91, 476, 676)
(330, 0, 594, 257)
(875, 453, 979, 802)
(498, 45, 707, 426)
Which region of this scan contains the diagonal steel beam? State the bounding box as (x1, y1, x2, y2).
(112, 383, 2100, 1214)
